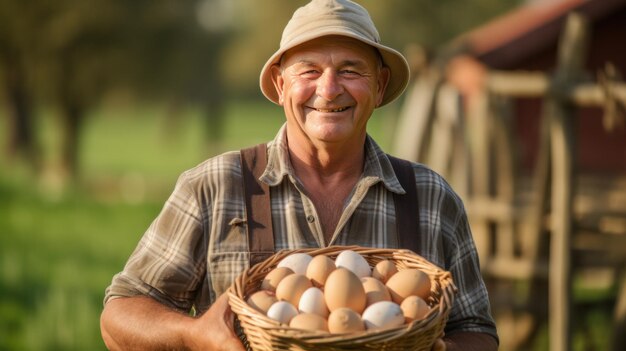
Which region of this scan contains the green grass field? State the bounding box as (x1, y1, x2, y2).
(0, 100, 395, 350)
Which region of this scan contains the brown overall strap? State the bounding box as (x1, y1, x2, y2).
(387, 155, 420, 254)
(240, 144, 275, 267)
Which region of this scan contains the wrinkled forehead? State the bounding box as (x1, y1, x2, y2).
(280, 35, 383, 68)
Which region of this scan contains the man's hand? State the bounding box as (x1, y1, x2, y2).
(189, 292, 246, 351)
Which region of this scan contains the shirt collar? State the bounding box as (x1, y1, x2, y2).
(260, 123, 406, 194)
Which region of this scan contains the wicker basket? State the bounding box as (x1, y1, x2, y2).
(228, 245, 457, 351)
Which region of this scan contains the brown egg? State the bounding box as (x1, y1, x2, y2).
(385, 269, 431, 303)
(275, 273, 312, 307)
(400, 295, 431, 323)
(327, 308, 365, 334)
(324, 268, 367, 314)
(372, 260, 398, 283)
(361, 277, 391, 306)
(261, 267, 294, 292)
(306, 255, 336, 287)
(289, 313, 329, 332)
(246, 290, 277, 314)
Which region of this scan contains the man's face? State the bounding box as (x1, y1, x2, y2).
(271, 36, 390, 147)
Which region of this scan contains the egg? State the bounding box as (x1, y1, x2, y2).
(361, 277, 391, 306)
(246, 290, 277, 314)
(275, 273, 312, 306)
(266, 301, 298, 324)
(327, 308, 365, 334)
(361, 301, 405, 330)
(277, 253, 313, 275)
(372, 259, 398, 283)
(334, 250, 371, 278)
(324, 268, 367, 314)
(385, 268, 431, 303)
(289, 313, 329, 332)
(261, 267, 294, 292)
(298, 287, 329, 317)
(306, 255, 336, 287)
(400, 295, 431, 323)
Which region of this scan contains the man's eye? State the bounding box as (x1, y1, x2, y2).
(299, 70, 321, 78)
(341, 70, 361, 76)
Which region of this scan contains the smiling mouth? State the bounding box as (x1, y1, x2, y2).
(313, 106, 350, 113)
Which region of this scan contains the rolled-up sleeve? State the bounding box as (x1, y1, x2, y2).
(104, 171, 207, 313)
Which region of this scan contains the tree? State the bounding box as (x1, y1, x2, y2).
(0, 0, 45, 171)
(0, 0, 234, 182)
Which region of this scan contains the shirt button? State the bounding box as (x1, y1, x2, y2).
(306, 215, 315, 223)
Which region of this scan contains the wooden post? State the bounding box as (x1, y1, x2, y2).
(548, 12, 589, 351)
(429, 84, 467, 196)
(491, 95, 516, 260)
(613, 271, 626, 351)
(428, 84, 458, 176)
(392, 69, 441, 162)
(467, 90, 493, 266)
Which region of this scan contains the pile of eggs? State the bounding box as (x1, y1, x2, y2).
(246, 250, 432, 334)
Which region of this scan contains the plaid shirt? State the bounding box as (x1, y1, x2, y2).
(105, 124, 497, 339)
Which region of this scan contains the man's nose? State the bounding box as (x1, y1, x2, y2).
(316, 71, 343, 101)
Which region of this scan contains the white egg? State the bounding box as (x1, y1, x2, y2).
(298, 287, 329, 317)
(361, 301, 405, 330)
(266, 301, 298, 324)
(335, 250, 371, 278)
(277, 253, 313, 275)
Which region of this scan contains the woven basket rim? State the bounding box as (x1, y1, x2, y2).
(228, 245, 457, 351)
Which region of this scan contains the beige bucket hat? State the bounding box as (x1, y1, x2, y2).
(259, 0, 410, 107)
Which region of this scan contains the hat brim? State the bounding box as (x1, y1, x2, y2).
(259, 30, 410, 108)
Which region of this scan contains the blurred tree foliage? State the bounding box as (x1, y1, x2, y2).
(0, 0, 231, 182)
(0, 0, 522, 183)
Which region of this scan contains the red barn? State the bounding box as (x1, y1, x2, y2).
(450, 0, 626, 173)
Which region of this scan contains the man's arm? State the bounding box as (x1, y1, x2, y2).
(100, 293, 245, 351)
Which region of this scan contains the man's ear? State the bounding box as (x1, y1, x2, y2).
(270, 64, 284, 105)
(376, 66, 390, 107)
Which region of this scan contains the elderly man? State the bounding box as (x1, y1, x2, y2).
(100, 1, 498, 350)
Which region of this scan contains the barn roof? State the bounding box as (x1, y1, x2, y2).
(456, 0, 626, 68)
